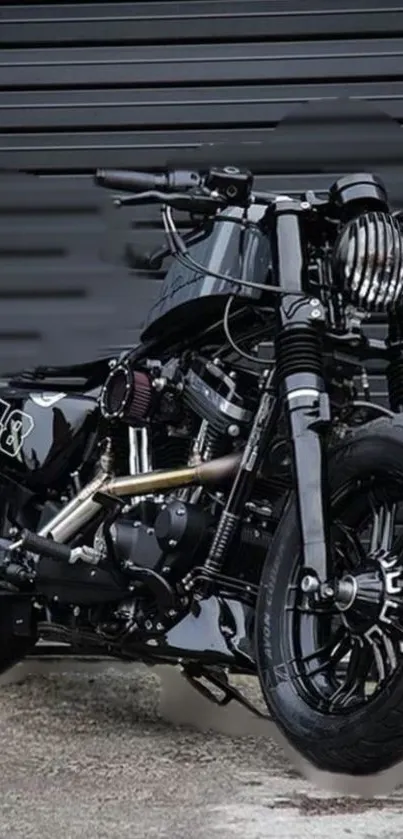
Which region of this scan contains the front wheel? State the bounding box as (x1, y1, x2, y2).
(256, 416, 403, 776)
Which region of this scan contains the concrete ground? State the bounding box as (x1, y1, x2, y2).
(2, 658, 403, 839)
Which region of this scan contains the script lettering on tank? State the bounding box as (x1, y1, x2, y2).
(0, 397, 35, 459)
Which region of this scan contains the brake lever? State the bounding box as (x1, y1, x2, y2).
(114, 190, 225, 214)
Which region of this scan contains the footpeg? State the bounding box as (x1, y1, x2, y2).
(19, 531, 99, 566)
(19, 530, 72, 562)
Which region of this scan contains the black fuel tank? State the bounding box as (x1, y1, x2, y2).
(0, 383, 99, 491)
(141, 204, 273, 342)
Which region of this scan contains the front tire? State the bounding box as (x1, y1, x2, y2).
(256, 416, 403, 775)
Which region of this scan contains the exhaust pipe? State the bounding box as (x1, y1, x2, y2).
(45, 453, 241, 544)
(103, 452, 241, 497)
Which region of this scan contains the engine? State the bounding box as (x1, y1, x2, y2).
(95, 352, 272, 595)
(0, 353, 280, 634)
(99, 353, 256, 444)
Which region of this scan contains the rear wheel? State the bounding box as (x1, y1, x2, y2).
(256, 416, 403, 775)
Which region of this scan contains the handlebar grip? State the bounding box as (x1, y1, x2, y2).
(95, 169, 168, 192)
(95, 168, 202, 193)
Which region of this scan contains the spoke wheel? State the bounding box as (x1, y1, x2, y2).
(291, 489, 403, 714)
(256, 417, 403, 775)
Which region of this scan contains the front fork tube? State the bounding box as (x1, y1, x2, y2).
(271, 201, 332, 583)
(283, 372, 332, 582)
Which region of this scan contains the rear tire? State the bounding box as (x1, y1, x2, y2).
(256, 416, 403, 775)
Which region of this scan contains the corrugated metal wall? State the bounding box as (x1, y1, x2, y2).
(1, 1, 403, 400)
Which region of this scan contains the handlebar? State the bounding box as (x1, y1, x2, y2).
(94, 165, 282, 217)
(93, 166, 332, 227)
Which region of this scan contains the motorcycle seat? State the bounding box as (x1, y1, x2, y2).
(4, 358, 111, 394)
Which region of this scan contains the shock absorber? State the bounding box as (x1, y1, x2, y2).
(387, 314, 403, 412)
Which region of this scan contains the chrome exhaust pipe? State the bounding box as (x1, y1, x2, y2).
(38, 471, 110, 539)
(44, 453, 241, 544)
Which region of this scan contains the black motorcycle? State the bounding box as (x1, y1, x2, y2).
(4, 134, 403, 777)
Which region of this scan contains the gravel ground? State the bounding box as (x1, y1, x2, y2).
(1, 660, 403, 838)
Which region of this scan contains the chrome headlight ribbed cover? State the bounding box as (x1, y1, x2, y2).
(332, 211, 403, 313)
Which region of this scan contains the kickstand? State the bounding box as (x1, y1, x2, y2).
(181, 664, 271, 721)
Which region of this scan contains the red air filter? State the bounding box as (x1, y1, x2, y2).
(100, 361, 153, 425)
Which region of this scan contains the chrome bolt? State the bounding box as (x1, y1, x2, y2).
(228, 424, 240, 437)
(169, 539, 178, 548)
(311, 308, 322, 320)
(301, 574, 319, 594)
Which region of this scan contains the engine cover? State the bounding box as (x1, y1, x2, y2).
(96, 499, 211, 580)
(110, 517, 165, 572)
(183, 357, 253, 435)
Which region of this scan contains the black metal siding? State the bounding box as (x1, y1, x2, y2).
(1, 1, 403, 394)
